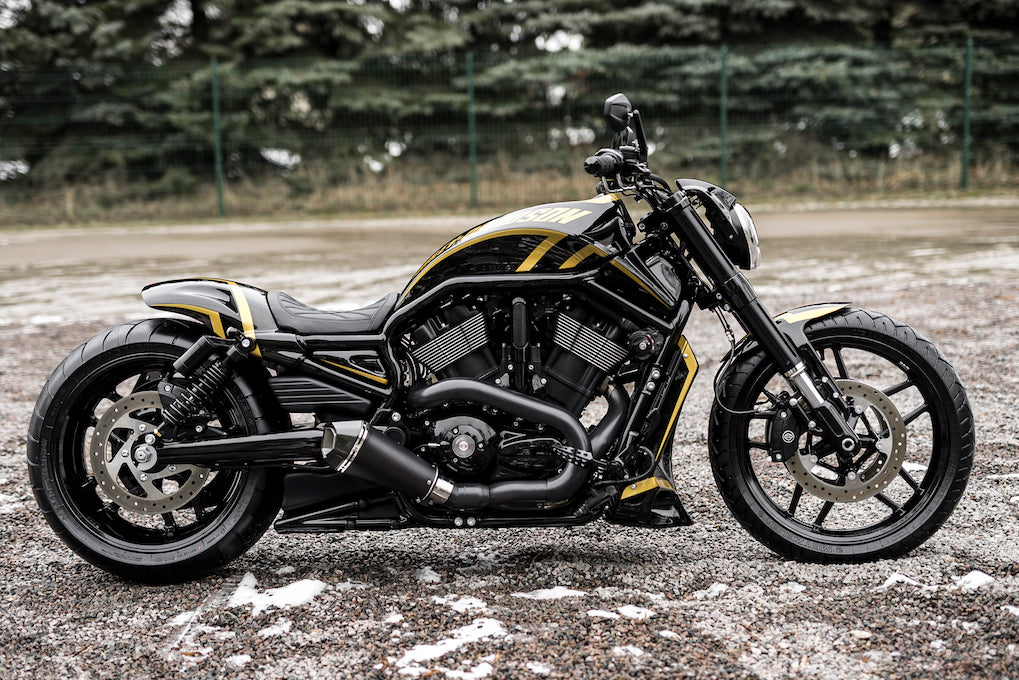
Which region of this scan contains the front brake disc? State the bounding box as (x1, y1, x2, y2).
(784, 379, 907, 503)
(89, 391, 210, 514)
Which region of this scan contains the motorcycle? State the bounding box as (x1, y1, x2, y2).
(27, 94, 974, 583)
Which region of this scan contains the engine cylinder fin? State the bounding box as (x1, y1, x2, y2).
(553, 313, 628, 372)
(411, 312, 489, 373)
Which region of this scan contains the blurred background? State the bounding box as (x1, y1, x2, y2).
(1, 1, 1018, 226)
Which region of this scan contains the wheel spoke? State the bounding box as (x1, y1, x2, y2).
(787, 484, 804, 517)
(898, 467, 920, 491)
(831, 346, 849, 379)
(813, 501, 835, 528)
(883, 379, 914, 397)
(875, 493, 902, 513)
(903, 404, 929, 426)
(748, 440, 770, 451)
(749, 410, 778, 421)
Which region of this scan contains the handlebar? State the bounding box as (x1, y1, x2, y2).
(584, 149, 624, 177)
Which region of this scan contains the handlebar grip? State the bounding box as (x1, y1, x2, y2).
(584, 150, 623, 177)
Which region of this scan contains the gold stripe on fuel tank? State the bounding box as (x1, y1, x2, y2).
(516, 234, 566, 272)
(401, 227, 570, 301)
(559, 243, 608, 270)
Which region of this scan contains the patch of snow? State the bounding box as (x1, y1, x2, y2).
(415, 566, 442, 584)
(1002, 605, 1019, 618)
(433, 595, 487, 613)
(693, 583, 728, 600)
(780, 581, 806, 593)
(0, 493, 23, 513)
(931, 639, 948, 651)
(586, 609, 620, 620)
(987, 472, 1019, 480)
(875, 573, 936, 591)
(384, 613, 406, 625)
(953, 570, 994, 590)
(612, 645, 645, 657)
(394, 618, 507, 672)
(169, 610, 197, 627)
(512, 586, 586, 600)
(902, 462, 928, 472)
(258, 619, 292, 637)
(226, 654, 251, 668)
(617, 605, 655, 620)
(850, 629, 873, 639)
(526, 661, 553, 675)
(276, 565, 296, 575)
(659, 630, 680, 640)
(228, 572, 328, 616)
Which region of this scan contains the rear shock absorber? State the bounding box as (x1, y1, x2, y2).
(157, 334, 256, 436)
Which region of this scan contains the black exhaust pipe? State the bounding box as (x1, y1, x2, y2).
(159, 378, 627, 512)
(405, 379, 592, 509)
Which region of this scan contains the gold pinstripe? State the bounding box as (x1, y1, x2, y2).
(229, 283, 262, 358)
(610, 260, 668, 306)
(401, 228, 570, 301)
(516, 234, 566, 272)
(655, 336, 699, 460)
(620, 476, 676, 500)
(559, 243, 608, 269)
(776, 304, 849, 325)
(621, 337, 698, 501)
(153, 304, 226, 338)
(322, 359, 390, 386)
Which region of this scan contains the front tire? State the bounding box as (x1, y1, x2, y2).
(709, 309, 974, 562)
(27, 319, 283, 583)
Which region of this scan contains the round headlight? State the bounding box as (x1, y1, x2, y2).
(731, 202, 761, 270)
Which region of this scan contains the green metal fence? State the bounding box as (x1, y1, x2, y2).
(1, 41, 1016, 224)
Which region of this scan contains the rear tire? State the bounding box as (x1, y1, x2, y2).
(27, 319, 283, 583)
(709, 309, 974, 562)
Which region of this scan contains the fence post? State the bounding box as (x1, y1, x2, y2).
(211, 59, 225, 217)
(961, 37, 973, 190)
(466, 52, 479, 209)
(719, 45, 729, 188)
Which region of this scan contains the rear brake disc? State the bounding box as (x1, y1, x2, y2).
(89, 391, 210, 514)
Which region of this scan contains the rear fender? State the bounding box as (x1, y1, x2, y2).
(142, 279, 277, 352)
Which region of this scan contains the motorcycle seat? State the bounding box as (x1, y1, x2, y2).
(267, 290, 398, 335)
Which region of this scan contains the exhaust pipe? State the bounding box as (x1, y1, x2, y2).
(160, 378, 625, 512)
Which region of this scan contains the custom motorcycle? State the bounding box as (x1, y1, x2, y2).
(28, 94, 973, 583)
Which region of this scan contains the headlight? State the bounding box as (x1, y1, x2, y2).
(729, 202, 761, 271)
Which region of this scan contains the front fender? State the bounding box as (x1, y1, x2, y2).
(722, 302, 850, 366)
(142, 279, 276, 344)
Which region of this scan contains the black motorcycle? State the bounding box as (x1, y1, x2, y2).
(27, 94, 974, 583)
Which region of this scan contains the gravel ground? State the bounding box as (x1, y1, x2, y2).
(1, 212, 1017, 679)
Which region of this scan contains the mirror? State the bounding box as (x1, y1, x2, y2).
(603, 93, 632, 133)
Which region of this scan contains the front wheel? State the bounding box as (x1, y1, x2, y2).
(27, 319, 284, 583)
(709, 309, 974, 562)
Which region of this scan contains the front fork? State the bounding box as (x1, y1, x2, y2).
(660, 193, 861, 459)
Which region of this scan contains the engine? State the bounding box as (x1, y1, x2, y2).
(404, 296, 635, 483)
(407, 298, 629, 415)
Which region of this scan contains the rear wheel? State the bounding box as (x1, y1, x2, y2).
(27, 320, 283, 583)
(709, 309, 973, 562)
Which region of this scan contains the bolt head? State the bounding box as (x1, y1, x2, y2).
(391, 412, 402, 422)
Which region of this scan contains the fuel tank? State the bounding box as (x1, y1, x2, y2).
(400, 194, 630, 304)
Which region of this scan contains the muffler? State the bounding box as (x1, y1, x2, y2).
(160, 378, 622, 511)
